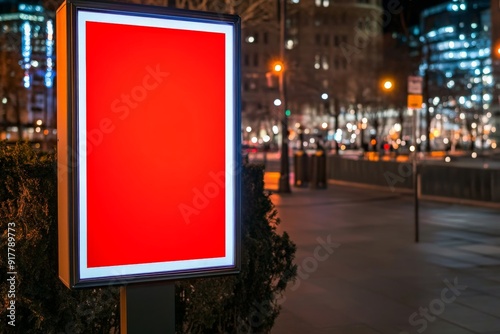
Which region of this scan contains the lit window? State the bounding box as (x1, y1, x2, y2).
(314, 55, 320, 69)
(322, 56, 329, 70)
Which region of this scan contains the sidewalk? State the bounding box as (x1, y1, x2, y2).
(269, 184, 500, 334)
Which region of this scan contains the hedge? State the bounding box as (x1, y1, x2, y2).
(0, 142, 296, 333)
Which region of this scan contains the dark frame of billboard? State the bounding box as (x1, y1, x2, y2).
(57, 0, 241, 288)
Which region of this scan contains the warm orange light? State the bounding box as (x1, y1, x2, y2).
(272, 61, 284, 73)
(494, 41, 500, 58)
(383, 80, 393, 90)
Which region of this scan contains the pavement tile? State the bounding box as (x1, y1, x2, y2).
(270, 184, 500, 334)
(438, 303, 500, 332)
(321, 324, 384, 334)
(456, 295, 500, 318)
(458, 244, 500, 257)
(398, 319, 478, 334)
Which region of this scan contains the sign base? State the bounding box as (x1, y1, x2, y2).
(120, 283, 175, 334)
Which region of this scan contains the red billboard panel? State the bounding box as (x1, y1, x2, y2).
(57, 0, 241, 288)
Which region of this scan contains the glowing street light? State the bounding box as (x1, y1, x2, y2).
(272, 61, 284, 73)
(382, 80, 393, 91)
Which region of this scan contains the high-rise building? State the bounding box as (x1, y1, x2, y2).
(419, 0, 498, 149)
(0, 0, 55, 144)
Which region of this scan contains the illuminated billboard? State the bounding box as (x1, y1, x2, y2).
(57, 0, 241, 288)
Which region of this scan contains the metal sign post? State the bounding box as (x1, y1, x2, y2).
(408, 75, 423, 243)
(412, 108, 419, 243)
(120, 283, 175, 334)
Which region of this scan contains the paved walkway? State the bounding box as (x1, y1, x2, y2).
(270, 183, 500, 334)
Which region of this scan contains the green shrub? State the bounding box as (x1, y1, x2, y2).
(0, 142, 120, 333)
(0, 142, 296, 333)
(176, 164, 297, 333)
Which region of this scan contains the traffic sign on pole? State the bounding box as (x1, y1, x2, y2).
(407, 94, 423, 109)
(408, 76, 423, 95)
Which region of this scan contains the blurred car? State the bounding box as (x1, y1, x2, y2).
(242, 144, 258, 155)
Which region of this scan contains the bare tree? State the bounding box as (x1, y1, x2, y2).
(116, 0, 275, 28)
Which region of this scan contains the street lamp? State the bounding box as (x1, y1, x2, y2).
(274, 58, 290, 193)
(383, 80, 393, 91)
(381, 79, 394, 93)
(275, 0, 291, 193)
(273, 61, 284, 73)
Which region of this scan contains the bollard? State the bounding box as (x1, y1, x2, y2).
(310, 150, 327, 189)
(294, 150, 309, 187)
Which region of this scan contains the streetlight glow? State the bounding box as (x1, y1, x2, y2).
(274, 99, 282, 106)
(272, 61, 284, 73)
(321, 93, 328, 100)
(382, 80, 393, 91)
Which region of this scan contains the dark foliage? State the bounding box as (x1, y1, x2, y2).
(176, 164, 297, 333)
(0, 142, 120, 333)
(0, 142, 296, 333)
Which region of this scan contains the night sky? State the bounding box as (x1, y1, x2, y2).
(383, 0, 450, 31)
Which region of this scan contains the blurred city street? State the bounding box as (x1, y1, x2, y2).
(269, 181, 500, 334)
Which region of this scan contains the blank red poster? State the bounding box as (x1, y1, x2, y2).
(85, 21, 226, 268)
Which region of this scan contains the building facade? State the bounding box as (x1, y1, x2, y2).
(0, 0, 55, 144)
(419, 0, 498, 149)
(241, 0, 384, 149)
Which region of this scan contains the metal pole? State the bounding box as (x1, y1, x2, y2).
(278, 0, 290, 193)
(120, 282, 175, 334)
